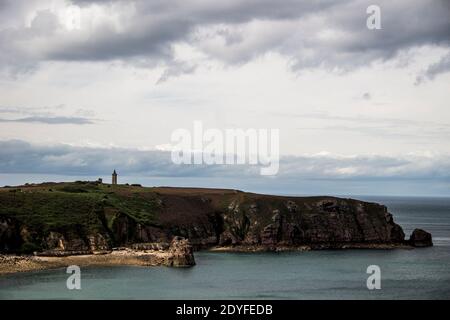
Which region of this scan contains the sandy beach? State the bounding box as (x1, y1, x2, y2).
(0, 249, 174, 275)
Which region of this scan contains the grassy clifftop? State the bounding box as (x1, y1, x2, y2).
(1, 182, 158, 232)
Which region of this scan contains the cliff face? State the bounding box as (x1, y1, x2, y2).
(217, 197, 406, 248)
(108, 193, 408, 250)
(0, 182, 428, 254)
(0, 217, 23, 252)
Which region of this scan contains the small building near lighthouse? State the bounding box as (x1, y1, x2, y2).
(112, 169, 118, 185)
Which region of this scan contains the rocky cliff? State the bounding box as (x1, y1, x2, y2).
(0, 182, 432, 254)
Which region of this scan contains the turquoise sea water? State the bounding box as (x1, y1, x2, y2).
(1, 196, 449, 300)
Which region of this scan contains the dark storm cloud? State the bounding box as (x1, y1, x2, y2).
(71, 0, 341, 22)
(45, 0, 342, 62)
(1, 140, 449, 180)
(0, 0, 449, 76)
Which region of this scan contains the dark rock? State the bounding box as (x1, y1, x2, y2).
(261, 211, 282, 245)
(286, 201, 298, 212)
(218, 230, 238, 246)
(409, 229, 433, 247)
(261, 223, 280, 245)
(88, 234, 110, 251)
(0, 217, 23, 252)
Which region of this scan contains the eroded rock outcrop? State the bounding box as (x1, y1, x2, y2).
(409, 229, 433, 247)
(35, 231, 112, 256)
(165, 236, 195, 267)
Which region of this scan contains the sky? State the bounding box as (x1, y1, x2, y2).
(0, 0, 449, 196)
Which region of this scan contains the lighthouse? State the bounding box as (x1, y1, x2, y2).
(112, 169, 118, 185)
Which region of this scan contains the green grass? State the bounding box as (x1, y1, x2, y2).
(0, 190, 104, 232)
(0, 183, 160, 236)
(103, 192, 160, 226)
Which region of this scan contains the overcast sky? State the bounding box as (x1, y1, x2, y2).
(0, 0, 449, 196)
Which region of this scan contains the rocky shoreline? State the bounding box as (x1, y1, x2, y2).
(209, 229, 433, 252)
(1, 231, 432, 275)
(209, 243, 414, 253)
(0, 236, 195, 275)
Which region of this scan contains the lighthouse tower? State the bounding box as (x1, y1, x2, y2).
(112, 169, 118, 185)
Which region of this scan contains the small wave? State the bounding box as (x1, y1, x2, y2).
(433, 237, 450, 241)
(432, 237, 450, 246)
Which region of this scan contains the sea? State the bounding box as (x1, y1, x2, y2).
(1, 196, 449, 300)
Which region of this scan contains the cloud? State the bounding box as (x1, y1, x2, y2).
(0, 105, 96, 124)
(273, 111, 450, 140)
(0, 105, 65, 115)
(1, 140, 449, 182)
(0, 116, 94, 124)
(274, 111, 450, 135)
(416, 52, 450, 84)
(0, 0, 449, 78)
(156, 60, 198, 84)
(362, 92, 371, 100)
